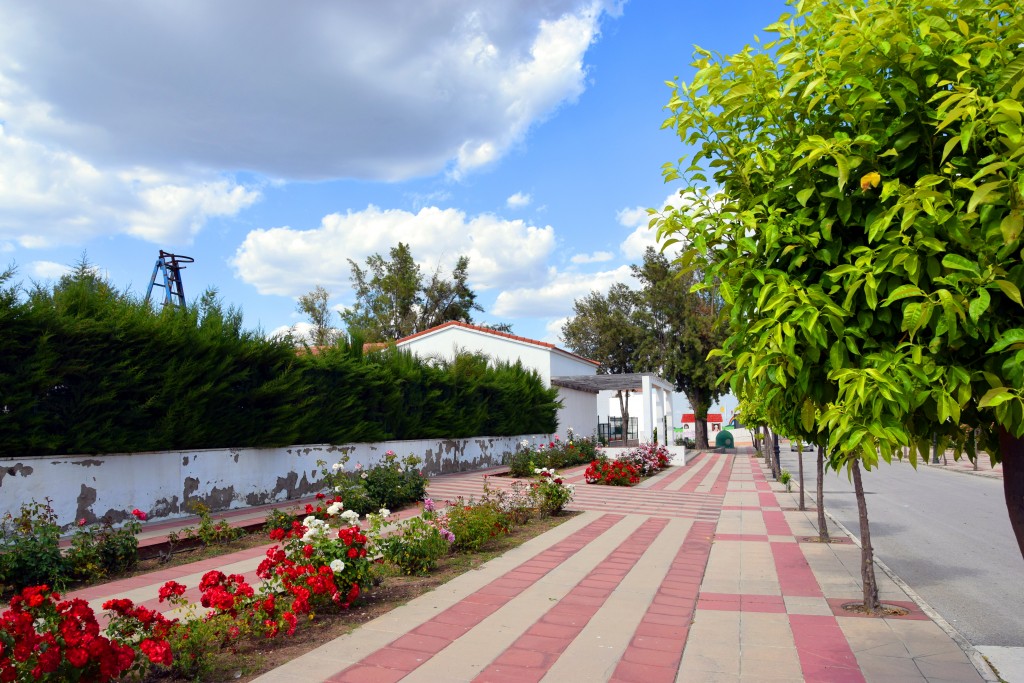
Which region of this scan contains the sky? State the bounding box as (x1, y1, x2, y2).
(0, 0, 792, 357)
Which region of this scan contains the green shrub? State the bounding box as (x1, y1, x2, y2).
(379, 516, 451, 575)
(0, 500, 67, 591)
(443, 499, 509, 552)
(506, 448, 536, 478)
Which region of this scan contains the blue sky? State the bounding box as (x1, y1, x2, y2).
(0, 0, 790, 348)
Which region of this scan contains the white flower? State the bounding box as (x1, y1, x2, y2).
(331, 462, 344, 471)
(379, 508, 391, 517)
(361, 472, 368, 479)
(341, 510, 360, 525)
(335, 485, 344, 493)
(330, 559, 345, 573)
(303, 515, 317, 526)
(326, 502, 344, 517)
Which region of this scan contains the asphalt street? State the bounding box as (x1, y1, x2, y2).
(776, 444, 1024, 648)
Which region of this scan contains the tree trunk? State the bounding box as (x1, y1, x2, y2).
(688, 389, 712, 450)
(797, 443, 805, 511)
(998, 426, 1024, 559)
(617, 390, 631, 446)
(816, 445, 830, 542)
(851, 458, 880, 612)
(772, 431, 781, 479)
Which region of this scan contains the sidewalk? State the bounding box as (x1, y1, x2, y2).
(65, 449, 992, 682)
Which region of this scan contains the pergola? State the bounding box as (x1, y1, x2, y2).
(551, 372, 675, 445)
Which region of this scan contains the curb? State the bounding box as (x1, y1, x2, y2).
(821, 507, 1000, 682)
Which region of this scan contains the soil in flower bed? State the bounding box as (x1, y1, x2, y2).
(133, 512, 577, 682)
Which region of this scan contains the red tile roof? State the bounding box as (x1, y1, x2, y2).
(680, 413, 723, 423)
(395, 321, 600, 366)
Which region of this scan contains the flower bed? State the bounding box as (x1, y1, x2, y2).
(0, 450, 577, 681)
(584, 443, 671, 486)
(506, 429, 601, 477)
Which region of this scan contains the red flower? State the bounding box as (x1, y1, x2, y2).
(315, 492, 326, 500)
(140, 638, 173, 666)
(158, 581, 187, 603)
(303, 544, 314, 558)
(282, 612, 298, 636)
(131, 508, 148, 521)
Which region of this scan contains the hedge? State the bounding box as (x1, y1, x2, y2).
(0, 268, 558, 456)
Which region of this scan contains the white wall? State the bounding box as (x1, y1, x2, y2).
(549, 350, 599, 378)
(0, 435, 545, 529)
(555, 387, 598, 438)
(399, 327, 554, 383)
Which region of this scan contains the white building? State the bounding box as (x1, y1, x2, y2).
(395, 321, 601, 437)
(395, 322, 675, 445)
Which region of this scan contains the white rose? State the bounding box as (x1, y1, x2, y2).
(331, 462, 344, 471)
(379, 508, 390, 517)
(330, 559, 345, 573)
(326, 502, 344, 516)
(342, 510, 360, 525)
(303, 515, 317, 526)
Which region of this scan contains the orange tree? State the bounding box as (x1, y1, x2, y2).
(654, 0, 1024, 610)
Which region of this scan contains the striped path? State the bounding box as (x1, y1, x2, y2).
(246, 451, 985, 683)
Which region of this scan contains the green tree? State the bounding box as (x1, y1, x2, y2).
(297, 285, 339, 347)
(634, 248, 727, 449)
(655, 0, 1024, 609)
(340, 243, 481, 342)
(562, 284, 645, 443)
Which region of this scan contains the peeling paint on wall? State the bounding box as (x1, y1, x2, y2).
(74, 484, 97, 525)
(0, 463, 33, 488)
(0, 435, 544, 527)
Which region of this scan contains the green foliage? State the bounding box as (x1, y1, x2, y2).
(531, 474, 575, 517)
(0, 265, 558, 456)
(656, 0, 1024, 466)
(779, 470, 793, 491)
(262, 508, 298, 535)
(296, 284, 339, 347)
(340, 242, 482, 342)
(633, 248, 728, 447)
(178, 501, 241, 546)
(0, 500, 66, 591)
(378, 515, 451, 575)
(507, 437, 599, 476)
(444, 499, 510, 552)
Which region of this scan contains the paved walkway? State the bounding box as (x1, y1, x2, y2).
(66, 449, 992, 682)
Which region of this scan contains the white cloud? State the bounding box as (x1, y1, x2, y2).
(617, 189, 687, 260)
(0, 1, 617, 182)
(570, 250, 613, 264)
(492, 264, 635, 318)
(506, 192, 532, 209)
(0, 123, 260, 247)
(27, 260, 71, 280)
(232, 205, 556, 298)
(544, 316, 569, 345)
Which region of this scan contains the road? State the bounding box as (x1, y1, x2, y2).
(776, 443, 1024, 648)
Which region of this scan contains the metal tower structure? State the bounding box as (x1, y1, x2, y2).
(145, 250, 194, 308)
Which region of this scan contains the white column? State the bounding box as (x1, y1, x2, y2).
(641, 375, 653, 444)
(665, 387, 675, 446)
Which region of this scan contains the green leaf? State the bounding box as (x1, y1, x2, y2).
(883, 284, 924, 305)
(968, 289, 990, 322)
(835, 155, 850, 191)
(978, 387, 1015, 408)
(988, 328, 1024, 353)
(1000, 213, 1022, 244)
(996, 280, 1023, 306)
(968, 181, 1004, 214)
(796, 188, 815, 207)
(941, 253, 980, 276)
(801, 399, 816, 433)
(996, 54, 1024, 93)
